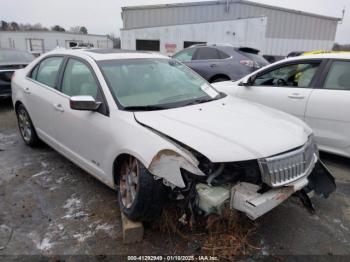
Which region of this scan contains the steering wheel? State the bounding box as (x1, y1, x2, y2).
(275, 78, 287, 86)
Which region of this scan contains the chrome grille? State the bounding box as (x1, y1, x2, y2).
(258, 136, 317, 187)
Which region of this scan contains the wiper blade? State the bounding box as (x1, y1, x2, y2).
(123, 105, 169, 111)
(183, 97, 220, 106)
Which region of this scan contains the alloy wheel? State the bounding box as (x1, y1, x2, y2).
(18, 108, 32, 143)
(120, 156, 139, 208)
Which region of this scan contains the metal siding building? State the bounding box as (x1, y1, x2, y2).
(121, 0, 340, 56)
(0, 31, 113, 55)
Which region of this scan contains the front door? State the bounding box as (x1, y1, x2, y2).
(236, 61, 322, 120)
(51, 57, 111, 181)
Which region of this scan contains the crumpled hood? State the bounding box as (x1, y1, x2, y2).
(135, 96, 312, 162)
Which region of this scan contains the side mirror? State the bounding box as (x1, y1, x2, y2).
(70, 96, 101, 111)
(239, 75, 256, 86)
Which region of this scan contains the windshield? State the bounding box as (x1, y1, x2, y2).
(99, 58, 221, 110)
(0, 49, 34, 64)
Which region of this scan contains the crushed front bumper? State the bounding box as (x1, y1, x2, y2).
(231, 161, 336, 220)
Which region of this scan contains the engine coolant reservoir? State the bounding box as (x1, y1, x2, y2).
(196, 183, 230, 214)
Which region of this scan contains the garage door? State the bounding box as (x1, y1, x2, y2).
(136, 40, 160, 51)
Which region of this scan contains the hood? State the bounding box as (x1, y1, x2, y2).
(134, 96, 312, 163)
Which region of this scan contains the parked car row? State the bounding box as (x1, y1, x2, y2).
(213, 53, 350, 158)
(172, 44, 269, 83)
(0, 48, 34, 99)
(11, 48, 335, 223)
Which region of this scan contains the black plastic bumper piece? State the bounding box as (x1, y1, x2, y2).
(307, 161, 336, 198)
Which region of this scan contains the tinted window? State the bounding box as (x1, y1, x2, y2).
(324, 61, 350, 90)
(218, 50, 230, 59)
(240, 51, 269, 67)
(36, 57, 63, 88)
(173, 48, 196, 62)
(0, 49, 34, 64)
(254, 63, 320, 88)
(61, 59, 99, 98)
(194, 47, 220, 60)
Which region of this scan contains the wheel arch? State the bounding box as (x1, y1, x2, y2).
(113, 153, 129, 187)
(112, 152, 151, 187)
(209, 74, 231, 83)
(14, 100, 23, 112)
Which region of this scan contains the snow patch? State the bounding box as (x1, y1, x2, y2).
(29, 232, 54, 252)
(73, 231, 94, 242)
(62, 196, 88, 220)
(32, 170, 50, 178)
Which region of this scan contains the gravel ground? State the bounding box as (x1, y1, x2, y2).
(0, 98, 349, 259)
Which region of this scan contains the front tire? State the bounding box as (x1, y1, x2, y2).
(16, 104, 40, 147)
(118, 155, 167, 222)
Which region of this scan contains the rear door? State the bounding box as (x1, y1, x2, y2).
(236, 60, 324, 120)
(190, 47, 229, 81)
(24, 56, 65, 141)
(305, 59, 350, 156)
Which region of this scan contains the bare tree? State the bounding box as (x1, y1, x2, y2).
(0, 20, 9, 31)
(51, 25, 66, 32)
(10, 22, 20, 31)
(79, 26, 88, 34)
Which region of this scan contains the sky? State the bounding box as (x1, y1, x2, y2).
(1, 0, 349, 43)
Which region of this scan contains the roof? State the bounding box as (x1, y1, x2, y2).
(46, 48, 169, 61)
(281, 53, 350, 63)
(122, 0, 341, 22)
(0, 30, 109, 38)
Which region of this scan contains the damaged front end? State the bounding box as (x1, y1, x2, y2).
(149, 136, 336, 221)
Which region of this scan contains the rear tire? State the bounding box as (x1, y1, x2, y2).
(118, 155, 168, 222)
(16, 104, 40, 147)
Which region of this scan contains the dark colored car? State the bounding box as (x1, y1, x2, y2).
(287, 51, 305, 58)
(0, 48, 35, 99)
(172, 44, 269, 83)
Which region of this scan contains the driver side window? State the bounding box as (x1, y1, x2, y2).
(254, 62, 320, 88)
(61, 58, 99, 99)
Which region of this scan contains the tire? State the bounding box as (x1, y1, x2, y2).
(118, 155, 168, 222)
(211, 77, 230, 83)
(16, 104, 40, 147)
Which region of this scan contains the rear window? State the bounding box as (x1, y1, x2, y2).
(0, 49, 34, 64)
(239, 51, 269, 67)
(194, 47, 220, 60)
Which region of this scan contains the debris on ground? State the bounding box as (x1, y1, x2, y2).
(153, 205, 260, 260)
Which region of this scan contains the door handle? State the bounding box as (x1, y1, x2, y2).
(23, 87, 31, 94)
(288, 93, 305, 99)
(53, 103, 64, 112)
(210, 64, 217, 68)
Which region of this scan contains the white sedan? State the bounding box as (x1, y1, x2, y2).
(12, 49, 335, 222)
(213, 53, 350, 158)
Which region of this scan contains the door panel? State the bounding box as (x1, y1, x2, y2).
(236, 85, 312, 120)
(306, 89, 350, 152)
(305, 60, 350, 156)
(52, 94, 111, 179)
